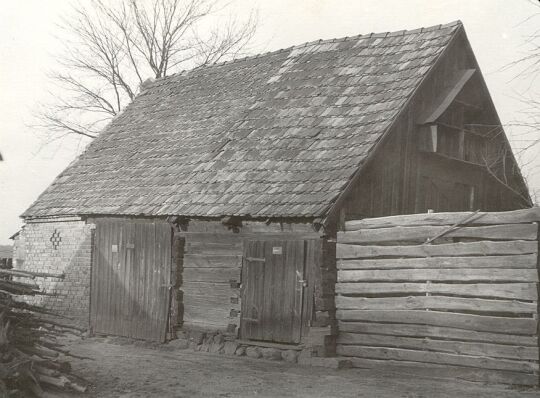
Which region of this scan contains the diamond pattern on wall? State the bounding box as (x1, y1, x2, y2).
(50, 229, 62, 250)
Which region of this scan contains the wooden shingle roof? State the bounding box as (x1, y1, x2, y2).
(24, 21, 462, 219)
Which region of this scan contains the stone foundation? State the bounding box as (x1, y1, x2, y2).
(173, 330, 351, 368)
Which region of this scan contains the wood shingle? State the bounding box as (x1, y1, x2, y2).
(24, 21, 462, 219)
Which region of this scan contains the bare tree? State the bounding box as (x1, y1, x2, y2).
(506, 0, 540, 154)
(492, 0, 540, 203)
(36, 0, 257, 140)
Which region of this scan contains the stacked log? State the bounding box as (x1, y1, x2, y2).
(335, 208, 540, 386)
(0, 268, 87, 396)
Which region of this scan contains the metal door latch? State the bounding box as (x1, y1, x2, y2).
(296, 270, 307, 287)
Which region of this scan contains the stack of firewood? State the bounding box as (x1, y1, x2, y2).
(0, 268, 87, 396)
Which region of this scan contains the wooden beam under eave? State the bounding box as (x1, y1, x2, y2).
(419, 69, 476, 124)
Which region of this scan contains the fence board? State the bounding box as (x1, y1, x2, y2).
(344, 358, 539, 386)
(335, 295, 537, 314)
(336, 282, 538, 301)
(336, 212, 539, 385)
(337, 241, 538, 259)
(336, 310, 537, 334)
(338, 321, 539, 346)
(345, 208, 540, 230)
(337, 254, 538, 270)
(338, 224, 538, 243)
(338, 268, 538, 282)
(337, 333, 539, 360)
(336, 346, 539, 372)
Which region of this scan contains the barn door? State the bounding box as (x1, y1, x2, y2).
(241, 239, 306, 344)
(90, 219, 172, 342)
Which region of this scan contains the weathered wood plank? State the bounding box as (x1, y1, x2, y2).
(337, 254, 538, 270)
(335, 310, 537, 334)
(182, 282, 239, 298)
(184, 232, 242, 244)
(182, 320, 231, 332)
(345, 208, 540, 230)
(336, 295, 537, 314)
(183, 254, 242, 268)
(261, 241, 274, 342)
(335, 282, 538, 301)
(344, 358, 539, 386)
(90, 219, 172, 342)
(185, 242, 242, 255)
(183, 267, 241, 283)
(337, 268, 538, 282)
(338, 224, 538, 243)
(183, 305, 234, 325)
(337, 333, 539, 360)
(183, 293, 240, 309)
(420, 69, 477, 124)
(302, 239, 320, 336)
(291, 240, 305, 344)
(336, 345, 539, 372)
(337, 240, 537, 259)
(337, 321, 539, 346)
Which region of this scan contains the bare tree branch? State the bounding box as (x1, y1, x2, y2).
(35, 0, 258, 142)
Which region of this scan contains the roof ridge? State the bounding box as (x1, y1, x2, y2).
(152, 20, 462, 84)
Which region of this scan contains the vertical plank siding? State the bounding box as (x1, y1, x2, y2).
(340, 29, 529, 222)
(90, 218, 172, 342)
(335, 211, 540, 386)
(240, 240, 305, 344)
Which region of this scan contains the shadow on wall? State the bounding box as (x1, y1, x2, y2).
(89, 246, 166, 341)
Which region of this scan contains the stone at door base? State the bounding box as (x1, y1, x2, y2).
(281, 350, 298, 363)
(200, 341, 210, 352)
(223, 341, 238, 355)
(235, 346, 246, 356)
(261, 348, 282, 360)
(213, 334, 225, 345)
(246, 347, 262, 359)
(297, 349, 313, 364)
(209, 342, 225, 353)
(189, 331, 205, 345)
(168, 339, 189, 350)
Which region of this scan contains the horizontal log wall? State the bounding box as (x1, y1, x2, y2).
(177, 220, 321, 336)
(336, 208, 540, 386)
(180, 232, 242, 333)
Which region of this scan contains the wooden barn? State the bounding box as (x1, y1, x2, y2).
(18, 21, 531, 358)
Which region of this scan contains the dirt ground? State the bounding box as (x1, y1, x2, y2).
(57, 337, 540, 398)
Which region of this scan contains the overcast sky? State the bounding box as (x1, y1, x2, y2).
(1, 0, 539, 245)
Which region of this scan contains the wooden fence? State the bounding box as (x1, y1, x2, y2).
(335, 208, 540, 386)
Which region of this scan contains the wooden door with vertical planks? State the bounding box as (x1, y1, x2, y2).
(90, 219, 172, 342)
(241, 239, 306, 344)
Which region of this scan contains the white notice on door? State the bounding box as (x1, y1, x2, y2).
(272, 246, 283, 255)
